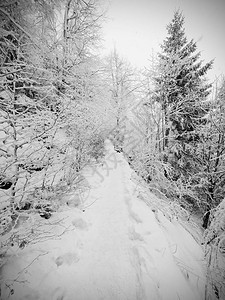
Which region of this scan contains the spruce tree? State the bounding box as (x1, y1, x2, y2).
(153, 10, 213, 180)
(155, 10, 213, 144)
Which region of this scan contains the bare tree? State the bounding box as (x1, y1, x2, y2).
(62, 0, 103, 69)
(0, 0, 106, 237)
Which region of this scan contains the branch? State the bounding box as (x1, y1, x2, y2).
(0, 68, 26, 78)
(0, 1, 18, 7)
(0, 8, 40, 49)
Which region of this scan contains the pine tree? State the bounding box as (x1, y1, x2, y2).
(153, 10, 213, 184)
(154, 10, 213, 151)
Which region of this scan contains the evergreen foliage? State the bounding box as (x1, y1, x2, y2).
(148, 10, 219, 210)
(154, 10, 213, 150)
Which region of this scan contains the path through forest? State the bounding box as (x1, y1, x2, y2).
(1, 140, 206, 300)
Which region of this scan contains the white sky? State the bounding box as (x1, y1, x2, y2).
(101, 0, 225, 81)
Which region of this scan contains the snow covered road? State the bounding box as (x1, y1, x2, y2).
(1, 140, 206, 300)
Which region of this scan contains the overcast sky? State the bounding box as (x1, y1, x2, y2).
(101, 0, 225, 81)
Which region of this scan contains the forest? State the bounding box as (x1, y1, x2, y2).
(0, 1, 225, 299)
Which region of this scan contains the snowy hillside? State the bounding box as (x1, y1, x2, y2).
(1, 2, 225, 299)
(0, 140, 207, 300)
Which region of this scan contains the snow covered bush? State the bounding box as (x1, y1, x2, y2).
(204, 198, 225, 300)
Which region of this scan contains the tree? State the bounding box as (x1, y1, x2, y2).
(194, 78, 225, 210)
(62, 0, 102, 69)
(0, 0, 106, 236)
(148, 10, 214, 195)
(0, 0, 68, 219)
(129, 10, 219, 210)
(104, 48, 138, 150)
(153, 10, 213, 153)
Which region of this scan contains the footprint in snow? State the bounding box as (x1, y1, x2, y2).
(128, 228, 144, 242)
(72, 217, 89, 230)
(55, 252, 79, 267)
(51, 287, 66, 300)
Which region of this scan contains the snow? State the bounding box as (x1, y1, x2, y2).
(1, 140, 206, 300)
(204, 199, 225, 299)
